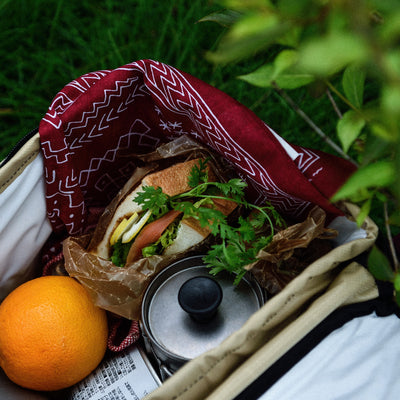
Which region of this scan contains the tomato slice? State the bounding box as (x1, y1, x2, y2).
(125, 210, 182, 264)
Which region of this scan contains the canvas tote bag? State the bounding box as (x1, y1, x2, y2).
(0, 59, 398, 399)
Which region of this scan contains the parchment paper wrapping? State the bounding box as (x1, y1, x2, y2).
(247, 206, 337, 295)
(63, 235, 182, 320)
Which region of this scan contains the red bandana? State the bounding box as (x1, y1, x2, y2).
(39, 59, 356, 237)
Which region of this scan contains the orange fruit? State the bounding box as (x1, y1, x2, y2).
(0, 275, 108, 391)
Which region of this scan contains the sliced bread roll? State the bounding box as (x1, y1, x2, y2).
(88, 158, 218, 260)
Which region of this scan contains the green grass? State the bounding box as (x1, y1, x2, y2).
(0, 0, 338, 161)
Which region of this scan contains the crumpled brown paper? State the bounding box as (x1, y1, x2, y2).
(63, 235, 184, 320)
(246, 206, 337, 295)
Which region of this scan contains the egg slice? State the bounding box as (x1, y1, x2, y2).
(122, 209, 152, 243)
(109, 212, 139, 245)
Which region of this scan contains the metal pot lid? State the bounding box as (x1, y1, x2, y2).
(142, 255, 264, 361)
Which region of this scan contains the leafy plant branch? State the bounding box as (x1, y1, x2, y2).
(384, 201, 399, 273)
(326, 88, 343, 119)
(271, 81, 358, 165)
(200, 0, 400, 304)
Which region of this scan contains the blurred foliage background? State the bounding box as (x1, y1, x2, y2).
(0, 0, 338, 160)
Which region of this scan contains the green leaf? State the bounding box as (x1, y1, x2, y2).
(394, 273, 400, 291)
(217, 0, 274, 11)
(381, 84, 400, 115)
(237, 216, 257, 242)
(331, 160, 395, 201)
(339, 187, 371, 203)
(238, 50, 314, 89)
(198, 10, 242, 27)
(188, 158, 209, 187)
(298, 31, 368, 77)
(342, 64, 366, 109)
(217, 178, 247, 197)
(367, 246, 394, 281)
(383, 49, 400, 78)
(206, 13, 290, 64)
(355, 197, 371, 227)
(238, 63, 276, 87)
(336, 110, 366, 153)
(225, 12, 279, 40)
(274, 72, 315, 89)
(370, 122, 398, 142)
(133, 186, 170, 217)
(274, 49, 299, 74)
(378, 10, 400, 44)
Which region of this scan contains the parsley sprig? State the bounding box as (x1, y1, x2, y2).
(133, 159, 285, 284)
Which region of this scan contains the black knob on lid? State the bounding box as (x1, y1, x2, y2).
(178, 276, 223, 323)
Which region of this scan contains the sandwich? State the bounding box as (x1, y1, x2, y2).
(87, 158, 237, 267)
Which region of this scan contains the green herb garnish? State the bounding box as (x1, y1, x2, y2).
(134, 186, 170, 220)
(134, 159, 285, 284)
